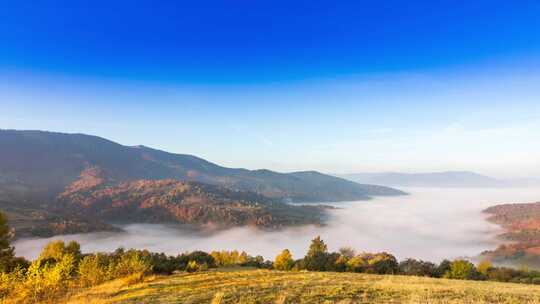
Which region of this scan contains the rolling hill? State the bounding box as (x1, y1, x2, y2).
(64, 269, 540, 304)
(0, 130, 404, 202)
(0, 130, 403, 237)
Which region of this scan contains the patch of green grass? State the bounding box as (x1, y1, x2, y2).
(65, 269, 540, 304)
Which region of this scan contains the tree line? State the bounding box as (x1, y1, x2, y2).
(1, 212, 540, 303)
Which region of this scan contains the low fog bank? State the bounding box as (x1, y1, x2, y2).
(14, 187, 540, 262)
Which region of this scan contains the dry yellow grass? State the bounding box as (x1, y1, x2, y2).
(64, 269, 540, 304)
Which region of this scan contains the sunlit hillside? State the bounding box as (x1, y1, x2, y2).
(63, 269, 540, 304)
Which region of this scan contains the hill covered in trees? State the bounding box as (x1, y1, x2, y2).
(0, 129, 404, 237)
(0, 130, 404, 202)
(56, 168, 329, 230)
(482, 202, 540, 268)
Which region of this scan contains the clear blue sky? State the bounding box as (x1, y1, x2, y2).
(1, 1, 540, 177)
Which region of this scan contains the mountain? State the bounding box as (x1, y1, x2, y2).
(0, 130, 404, 202)
(339, 171, 509, 188)
(0, 130, 404, 237)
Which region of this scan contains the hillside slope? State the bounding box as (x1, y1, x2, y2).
(0, 130, 405, 202)
(56, 168, 328, 230)
(482, 202, 540, 267)
(65, 269, 540, 304)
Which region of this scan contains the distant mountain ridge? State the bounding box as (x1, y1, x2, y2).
(338, 171, 512, 188)
(0, 129, 404, 202)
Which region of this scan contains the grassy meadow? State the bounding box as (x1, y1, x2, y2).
(64, 268, 540, 304)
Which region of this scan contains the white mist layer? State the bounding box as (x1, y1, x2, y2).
(14, 187, 540, 262)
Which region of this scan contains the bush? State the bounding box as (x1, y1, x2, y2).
(0, 267, 25, 299)
(78, 253, 109, 287)
(186, 260, 208, 272)
(20, 253, 76, 302)
(109, 249, 152, 278)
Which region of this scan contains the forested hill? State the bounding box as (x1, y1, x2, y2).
(0, 129, 405, 202)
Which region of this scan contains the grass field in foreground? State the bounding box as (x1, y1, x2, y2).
(65, 268, 540, 304)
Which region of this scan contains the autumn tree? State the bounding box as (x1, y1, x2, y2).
(274, 249, 294, 271)
(477, 260, 492, 276)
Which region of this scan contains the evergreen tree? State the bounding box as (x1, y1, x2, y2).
(304, 236, 330, 271)
(306, 236, 327, 258)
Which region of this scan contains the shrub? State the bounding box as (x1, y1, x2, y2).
(78, 253, 108, 287)
(185, 260, 209, 273)
(21, 253, 76, 302)
(0, 267, 25, 299)
(109, 249, 152, 278)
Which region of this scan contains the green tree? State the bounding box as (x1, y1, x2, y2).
(0, 212, 14, 272)
(303, 236, 330, 271)
(445, 260, 478, 280)
(274, 249, 294, 271)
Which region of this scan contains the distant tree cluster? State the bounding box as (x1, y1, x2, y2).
(1, 212, 540, 302)
(275, 236, 540, 284)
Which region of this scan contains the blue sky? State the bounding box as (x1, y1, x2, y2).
(1, 1, 540, 177)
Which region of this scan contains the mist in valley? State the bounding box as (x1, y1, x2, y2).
(14, 187, 540, 262)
